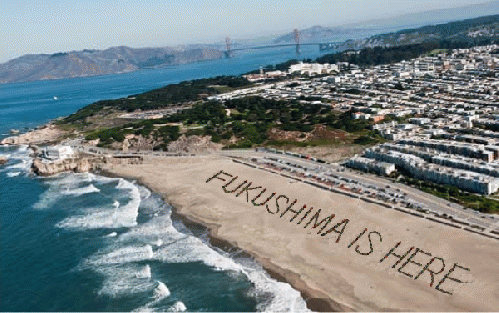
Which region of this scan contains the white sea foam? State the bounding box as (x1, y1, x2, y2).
(244, 265, 312, 313)
(116, 215, 175, 244)
(33, 187, 63, 210)
(56, 181, 141, 229)
(62, 183, 100, 196)
(92, 174, 119, 184)
(167, 301, 187, 312)
(139, 185, 152, 200)
(132, 281, 172, 312)
(95, 264, 156, 297)
(34, 173, 102, 210)
(117, 178, 134, 190)
(5, 159, 31, 171)
(153, 233, 243, 273)
(58, 174, 310, 312)
(86, 246, 156, 298)
(87, 245, 154, 266)
(147, 216, 310, 312)
(7, 172, 20, 177)
(153, 281, 170, 299)
(136, 264, 152, 279)
(34, 173, 109, 210)
(97, 212, 309, 311)
(46, 172, 93, 187)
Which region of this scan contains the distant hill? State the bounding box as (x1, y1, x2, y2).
(272, 25, 380, 45)
(342, 14, 499, 51)
(0, 46, 224, 84)
(313, 14, 499, 68)
(271, 1, 499, 45)
(345, 0, 499, 30)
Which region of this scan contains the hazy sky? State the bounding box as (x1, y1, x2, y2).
(0, 0, 494, 63)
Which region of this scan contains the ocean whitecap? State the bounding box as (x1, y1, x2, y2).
(167, 301, 187, 312)
(153, 281, 170, 299)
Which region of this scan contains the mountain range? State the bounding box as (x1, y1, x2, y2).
(0, 46, 223, 84)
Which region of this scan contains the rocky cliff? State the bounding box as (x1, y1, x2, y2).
(32, 157, 94, 175)
(167, 135, 222, 154)
(32, 155, 143, 175)
(1, 125, 66, 146)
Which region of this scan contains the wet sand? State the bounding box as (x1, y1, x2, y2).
(103, 155, 499, 312)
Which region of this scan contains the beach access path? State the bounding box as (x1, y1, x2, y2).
(103, 155, 499, 312)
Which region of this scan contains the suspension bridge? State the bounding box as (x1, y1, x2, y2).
(224, 29, 342, 58)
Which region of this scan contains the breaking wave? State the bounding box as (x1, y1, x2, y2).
(95, 263, 157, 298)
(56, 181, 140, 229)
(33, 171, 310, 312)
(153, 282, 171, 299)
(167, 301, 187, 312)
(1, 146, 32, 174)
(62, 183, 100, 196)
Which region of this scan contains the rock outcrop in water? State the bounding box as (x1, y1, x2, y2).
(0, 157, 8, 165)
(1, 125, 66, 146)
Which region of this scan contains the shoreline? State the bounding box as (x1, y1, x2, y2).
(98, 155, 499, 312)
(95, 167, 340, 312)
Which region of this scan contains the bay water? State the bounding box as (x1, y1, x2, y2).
(0, 46, 324, 312)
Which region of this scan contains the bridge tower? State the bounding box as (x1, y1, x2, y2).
(225, 36, 232, 58)
(293, 29, 300, 55)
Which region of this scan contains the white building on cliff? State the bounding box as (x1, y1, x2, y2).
(42, 146, 74, 160)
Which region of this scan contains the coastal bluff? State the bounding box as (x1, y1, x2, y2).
(32, 157, 95, 175)
(32, 155, 143, 176)
(1, 125, 66, 146)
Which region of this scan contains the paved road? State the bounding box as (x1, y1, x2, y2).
(63, 143, 498, 231)
(219, 149, 498, 231)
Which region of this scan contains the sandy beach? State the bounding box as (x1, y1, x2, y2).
(103, 155, 499, 312)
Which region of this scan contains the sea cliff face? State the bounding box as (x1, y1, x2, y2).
(32, 155, 143, 176)
(32, 157, 94, 175)
(0, 46, 224, 84)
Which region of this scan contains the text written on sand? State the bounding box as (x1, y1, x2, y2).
(207, 170, 473, 296)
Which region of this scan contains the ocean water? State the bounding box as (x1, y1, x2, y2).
(0, 47, 324, 312)
(0, 46, 325, 137)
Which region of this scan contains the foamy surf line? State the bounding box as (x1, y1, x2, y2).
(34, 171, 310, 312)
